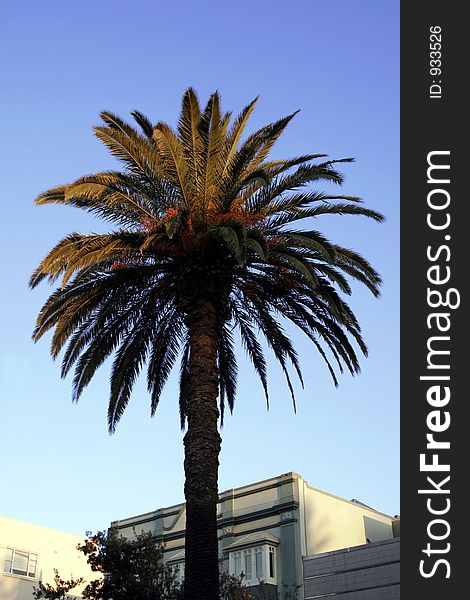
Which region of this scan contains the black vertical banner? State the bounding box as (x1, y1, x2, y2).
(401, 3, 465, 598)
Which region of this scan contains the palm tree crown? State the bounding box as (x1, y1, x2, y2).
(31, 88, 383, 432)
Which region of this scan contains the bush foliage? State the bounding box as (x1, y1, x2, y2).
(33, 530, 255, 600)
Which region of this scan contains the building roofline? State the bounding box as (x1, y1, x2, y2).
(111, 472, 299, 527)
(111, 471, 396, 527)
(0, 515, 87, 538)
(303, 536, 400, 562)
(300, 479, 395, 519)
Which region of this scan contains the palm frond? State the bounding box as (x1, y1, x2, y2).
(231, 305, 269, 407)
(244, 111, 300, 171)
(220, 111, 299, 207)
(209, 226, 243, 261)
(147, 310, 184, 417)
(267, 201, 384, 230)
(35, 171, 165, 227)
(222, 97, 259, 177)
(93, 125, 163, 184)
(218, 325, 237, 425)
(246, 296, 304, 410)
(178, 339, 191, 429)
(131, 110, 154, 138)
(198, 92, 226, 209)
(178, 88, 203, 194)
(107, 315, 155, 433)
(261, 154, 328, 177)
(152, 122, 192, 208)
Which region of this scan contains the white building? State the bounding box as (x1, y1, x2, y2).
(0, 516, 96, 600)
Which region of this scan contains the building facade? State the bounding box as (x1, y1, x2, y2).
(303, 537, 400, 599)
(0, 516, 96, 600)
(111, 472, 399, 599)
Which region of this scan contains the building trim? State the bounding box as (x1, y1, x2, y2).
(303, 558, 399, 581)
(113, 501, 299, 546)
(218, 501, 299, 528)
(219, 475, 297, 502)
(225, 531, 279, 551)
(304, 582, 400, 599)
(158, 519, 300, 557)
(111, 474, 299, 531)
(110, 508, 182, 531)
(302, 536, 400, 562)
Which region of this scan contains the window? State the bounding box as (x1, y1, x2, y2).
(4, 548, 39, 578)
(243, 549, 252, 581)
(255, 547, 263, 580)
(229, 545, 277, 586)
(170, 561, 185, 584)
(268, 546, 275, 579)
(232, 551, 241, 579)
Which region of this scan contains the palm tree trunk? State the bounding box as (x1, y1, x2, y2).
(183, 297, 221, 600)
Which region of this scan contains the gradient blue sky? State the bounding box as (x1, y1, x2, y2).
(0, 0, 399, 535)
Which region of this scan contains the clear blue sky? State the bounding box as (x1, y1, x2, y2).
(0, 0, 399, 535)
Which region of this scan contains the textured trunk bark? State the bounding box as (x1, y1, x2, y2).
(183, 297, 221, 600)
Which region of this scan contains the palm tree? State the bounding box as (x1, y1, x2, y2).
(30, 88, 383, 600)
